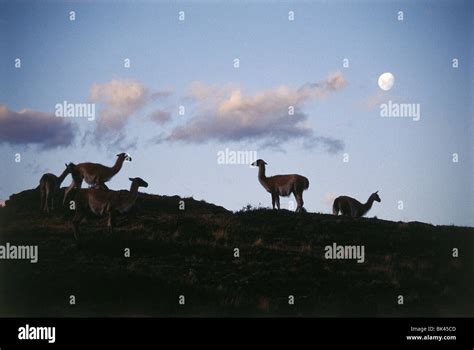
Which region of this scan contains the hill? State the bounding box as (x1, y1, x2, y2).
(0, 188, 472, 317)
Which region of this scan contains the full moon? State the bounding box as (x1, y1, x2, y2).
(378, 72, 395, 91)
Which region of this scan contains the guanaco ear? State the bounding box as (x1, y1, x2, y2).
(65, 163, 68, 167)
(129, 177, 134, 181)
(263, 161, 268, 165)
(375, 191, 379, 194)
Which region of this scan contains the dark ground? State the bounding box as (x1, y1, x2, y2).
(0, 188, 472, 317)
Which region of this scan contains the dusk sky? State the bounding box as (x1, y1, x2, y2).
(0, 0, 472, 226)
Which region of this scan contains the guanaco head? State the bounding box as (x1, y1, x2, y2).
(251, 159, 267, 167)
(371, 191, 381, 202)
(117, 153, 132, 162)
(65, 162, 76, 172)
(129, 177, 148, 188)
(65, 162, 82, 182)
(63, 162, 78, 177)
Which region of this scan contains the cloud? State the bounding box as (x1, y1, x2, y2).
(0, 105, 75, 148)
(149, 110, 172, 124)
(297, 72, 348, 99)
(88, 79, 173, 146)
(364, 91, 391, 110)
(303, 136, 345, 154)
(165, 72, 346, 152)
(151, 89, 173, 100)
(90, 79, 149, 134)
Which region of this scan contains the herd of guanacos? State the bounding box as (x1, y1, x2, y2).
(38, 153, 381, 240)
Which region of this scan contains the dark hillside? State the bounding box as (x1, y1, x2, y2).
(0, 188, 472, 317)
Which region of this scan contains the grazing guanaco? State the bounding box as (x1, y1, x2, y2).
(251, 159, 309, 212)
(332, 191, 381, 218)
(71, 177, 148, 240)
(63, 153, 131, 204)
(39, 163, 73, 213)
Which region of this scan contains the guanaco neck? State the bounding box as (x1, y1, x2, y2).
(257, 164, 272, 192)
(57, 168, 70, 185)
(116, 182, 141, 207)
(362, 196, 375, 215)
(111, 157, 125, 175)
(129, 182, 141, 198)
(258, 164, 267, 181)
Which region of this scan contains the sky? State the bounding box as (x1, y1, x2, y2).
(0, 0, 472, 226)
